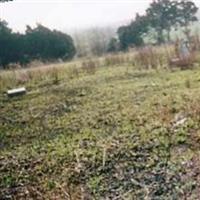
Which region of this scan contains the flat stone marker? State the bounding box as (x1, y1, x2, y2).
(7, 87, 26, 97)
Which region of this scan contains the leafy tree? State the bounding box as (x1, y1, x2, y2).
(25, 24, 76, 61)
(146, 0, 178, 43)
(176, 0, 198, 39)
(117, 0, 198, 48)
(117, 14, 149, 50)
(0, 21, 29, 67)
(0, 21, 76, 68)
(146, 0, 198, 43)
(0, 20, 17, 66)
(177, 0, 198, 27)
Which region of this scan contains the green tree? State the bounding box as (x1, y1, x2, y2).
(0, 20, 15, 66)
(117, 14, 149, 50)
(0, 21, 76, 68)
(146, 0, 178, 43)
(176, 0, 198, 40)
(118, 0, 198, 47)
(25, 24, 76, 61)
(0, 20, 29, 67)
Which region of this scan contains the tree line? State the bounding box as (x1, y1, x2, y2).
(0, 20, 76, 68)
(0, 0, 199, 65)
(108, 0, 199, 52)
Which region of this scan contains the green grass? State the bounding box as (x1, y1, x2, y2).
(1, 63, 200, 199)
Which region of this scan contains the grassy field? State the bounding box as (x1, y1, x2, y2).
(1, 60, 200, 199)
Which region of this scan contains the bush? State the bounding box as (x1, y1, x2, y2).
(81, 59, 98, 75)
(0, 21, 76, 68)
(25, 25, 76, 61)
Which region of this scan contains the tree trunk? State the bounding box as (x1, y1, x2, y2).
(157, 28, 164, 44)
(167, 29, 171, 43)
(184, 25, 191, 42)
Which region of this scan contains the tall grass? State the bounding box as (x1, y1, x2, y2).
(0, 65, 67, 91)
(103, 53, 130, 66)
(133, 45, 174, 70)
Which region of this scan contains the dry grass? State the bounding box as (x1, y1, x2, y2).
(134, 45, 174, 70)
(0, 65, 63, 91)
(103, 53, 130, 66)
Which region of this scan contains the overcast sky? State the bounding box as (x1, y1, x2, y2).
(1, 0, 200, 33)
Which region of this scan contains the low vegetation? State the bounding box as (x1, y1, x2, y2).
(1, 51, 200, 199)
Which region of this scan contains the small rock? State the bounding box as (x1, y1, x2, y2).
(173, 113, 187, 128)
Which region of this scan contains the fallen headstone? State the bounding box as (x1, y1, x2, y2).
(7, 87, 26, 97)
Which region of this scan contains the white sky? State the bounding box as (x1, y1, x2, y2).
(1, 0, 200, 33)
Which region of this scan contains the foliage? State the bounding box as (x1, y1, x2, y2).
(0, 21, 76, 68)
(146, 0, 198, 42)
(117, 14, 149, 50)
(25, 24, 76, 61)
(176, 0, 198, 27)
(176, 0, 198, 39)
(0, 20, 25, 66)
(146, 0, 178, 43)
(117, 0, 198, 49)
(107, 37, 119, 52)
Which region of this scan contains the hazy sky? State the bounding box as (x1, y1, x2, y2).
(1, 0, 200, 33)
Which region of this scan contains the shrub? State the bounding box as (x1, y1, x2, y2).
(81, 59, 98, 75)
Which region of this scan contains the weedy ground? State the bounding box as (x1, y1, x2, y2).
(1, 60, 200, 199)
